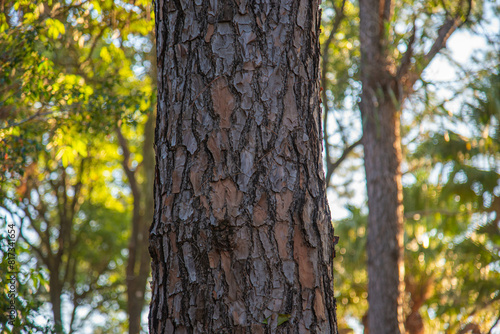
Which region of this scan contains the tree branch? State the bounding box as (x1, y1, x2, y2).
(115, 125, 141, 201)
(321, 0, 346, 186)
(80, 27, 106, 67)
(1, 109, 54, 130)
(13, 210, 51, 268)
(326, 137, 363, 184)
(396, 20, 417, 80)
(405, 0, 473, 93)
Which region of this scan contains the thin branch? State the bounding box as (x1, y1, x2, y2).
(68, 289, 79, 334)
(115, 125, 141, 201)
(12, 211, 51, 268)
(321, 0, 347, 186)
(0, 104, 84, 130)
(406, 0, 473, 92)
(321, 0, 347, 60)
(80, 27, 105, 67)
(326, 137, 363, 184)
(396, 19, 417, 80)
(425, 18, 461, 65)
(70, 158, 86, 220)
(1, 110, 54, 130)
(56, 166, 73, 264)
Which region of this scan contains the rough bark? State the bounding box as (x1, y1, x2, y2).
(150, 0, 337, 333)
(359, 0, 405, 332)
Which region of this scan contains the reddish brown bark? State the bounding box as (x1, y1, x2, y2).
(150, 0, 338, 332)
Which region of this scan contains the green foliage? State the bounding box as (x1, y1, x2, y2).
(333, 68, 500, 332)
(0, 229, 55, 333)
(404, 68, 500, 332)
(0, 0, 155, 332)
(320, 0, 499, 331)
(333, 206, 368, 329)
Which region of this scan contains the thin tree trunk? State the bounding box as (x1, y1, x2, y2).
(362, 97, 405, 334)
(49, 275, 64, 333)
(150, 0, 338, 332)
(127, 30, 157, 334)
(119, 126, 145, 334)
(129, 112, 156, 334)
(122, 113, 155, 334)
(127, 191, 144, 334)
(359, 0, 405, 332)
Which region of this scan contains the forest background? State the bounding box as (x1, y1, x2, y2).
(0, 0, 499, 333)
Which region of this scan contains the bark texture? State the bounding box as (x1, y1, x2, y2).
(359, 0, 405, 332)
(150, 0, 337, 332)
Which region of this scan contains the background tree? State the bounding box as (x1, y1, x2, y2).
(150, 0, 337, 332)
(1, 139, 130, 333)
(320, 0, 500, 330)
(319, 0, 486, 331)
(359, 0, 476, 329)
(1, 1, 155, 332)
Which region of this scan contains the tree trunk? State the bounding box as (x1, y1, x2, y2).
(359, 0, 405, 332)
(125, 113, 155, 334)
(361, 96, 404, 334)
(127, 30, 157, 334)
(49, 274, 64, 333)
(150, 0, 338, 332)
(127, 185, 144, 334)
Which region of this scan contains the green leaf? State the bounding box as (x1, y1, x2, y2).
(46, 18, 65, 39)
(277, 314, 291, 326)
(100, 47, 112, 63)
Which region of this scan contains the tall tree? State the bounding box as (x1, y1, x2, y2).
(150, 0, 337, 332)
(1, 0, 155, 332)
(117, 112, 155, 334)
(0, 131, 131, 333)
(358, 0, 472, 331)
(324, 27, 499, 332)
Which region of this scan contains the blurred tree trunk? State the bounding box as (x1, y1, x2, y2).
(150, 0, 338, 332)
(359, 1, 405, 332)
(124, 31, 157, 334)
(49, 275, 63, 333)
(117, 111, 155, 334)
(359, 0, 470, 331)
